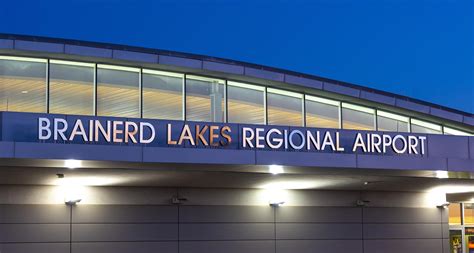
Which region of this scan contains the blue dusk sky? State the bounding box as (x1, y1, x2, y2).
(0, 0, 472, 113)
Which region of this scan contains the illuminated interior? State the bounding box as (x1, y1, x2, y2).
(0, 55, 471, 136)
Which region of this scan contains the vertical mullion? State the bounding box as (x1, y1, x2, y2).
(94, 64, 98, 116)
(302, 94, 306, 127)
(139, 68, 143, 118)
(183, 74, 186, 121)
(374, 109, 378, 131)
(264, 87, 268, 125)
(224, 80, 228, 123)
(338, 102, 343, 129)
(46, 59, 50, 113)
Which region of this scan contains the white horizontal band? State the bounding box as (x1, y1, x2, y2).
(97, 64, 140, 72)
(342, 103, 375, 114)
(305, 95, 340, 106)
(228, 81, 265, 91)
(267, 88, 303, 98)
(50, 59, 95, 67)
(377, 110, 408, 122)
(143, 69, 184, 78)
(0, 55, 47, 63)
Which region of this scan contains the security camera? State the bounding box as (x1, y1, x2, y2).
(171, 197, 188, 205)
(356, 200, 370, 207)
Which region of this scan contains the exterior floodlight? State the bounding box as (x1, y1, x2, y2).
(436, 202, 450, 209)
(65, 199, 82, 205)
(65, 159, 82, 169)
(269, 201, 285, 207)
(435, 170, 449, 179)
(269, 165, 284, 175)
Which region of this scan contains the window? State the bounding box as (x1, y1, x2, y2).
(0, 56, 47, 112)
(411, 119, 442, 134)
(377, 111, 409, 132)
(97, 65, 140, 118)
(444, 127, 473, 136)
(143, 69, 184, 120)
(464, 203, 474, 225)
(449, 203, 462, 225)
(49, 60, 94, 115)
(186, 75, 225, 122)
(305, 95, 340, 129)
(227, 81, 265, 124)
(341, 103, 375, 130)
(267, 88, 303, 126)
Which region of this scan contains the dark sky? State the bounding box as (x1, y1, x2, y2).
(1, 0, 473, 113)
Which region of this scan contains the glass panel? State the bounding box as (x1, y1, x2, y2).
(466, 227, 474, 253)
(0, 56, 46, 112)
(411, 119, 442, 134)
(465, 203, 474, 225)
(449, 203, 462, 225)
(49, 60, 94, 115)
(97, 65, 140, 118)
(267, 88, 303, 126)
(449, 230, 462, 253)
(305, 95, 340, 129)
(342, 103, 375, 130)
(444, 127, 473, 136)
(227, 81, 265, 124)
(143, 69, 183, 120)
(186, 75, 225, 122)
(377, 111, 409, 132)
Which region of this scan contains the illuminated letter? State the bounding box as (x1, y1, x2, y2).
(69, 120, 88, 142)
(307, 130, 320, 151)
(392, 135, 407, 154)
(178, 124, 195, 145)
(95, 120, 111, 142)
(371, 134, 382, 153)
(220, 126, 232, 146)
(38, 118, 51, 140)
(54, 118, 68, 141)
(418, 136, 427, 155)
(113, 121, 124, 143)
(140, 122, 155, 144)
(335, 132, 345, 151)
(352, 133, 367, 152)
(196, 125, 209, 146)
(382, 134, 392, 153)
(289, 130, 305, 150)
(321, 131, 336, 151)
(242, 127, 255, 148)
(256, 128, 265, 148)
(125, 121, 138, 143)
(266, 128, 283, 149)
(408, 136, 419, 154)
(167, 124, 177, 145)
(209, 125, 219, 146)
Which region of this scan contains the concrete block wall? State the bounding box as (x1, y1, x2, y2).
(0, 186, 449, 253)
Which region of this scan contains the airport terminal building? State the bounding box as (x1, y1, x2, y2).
(0, 34, 473, 253)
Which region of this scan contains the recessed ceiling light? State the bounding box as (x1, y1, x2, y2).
(21, 90, 28, 94)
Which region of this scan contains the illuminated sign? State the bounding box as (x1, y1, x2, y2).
(38, 117, 426, 155)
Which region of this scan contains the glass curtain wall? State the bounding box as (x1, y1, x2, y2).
(186, 75, 225, 122)
(142, 69, 184, 120)
(267, 88, 303, 126)
(49, 60, 94, 115)
(411, 119, 442, 134)
(0, 56, 47, 112)
(342, 103, 375, 130)
(305, 95, 340, 129)
(377, 111, 409, 132)
(97, 65, 140, 118)
(227, 81, 265, 124)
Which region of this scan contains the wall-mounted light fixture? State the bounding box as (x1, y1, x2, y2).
(65, 159, 82, 169)
(269, 165, 284, 175)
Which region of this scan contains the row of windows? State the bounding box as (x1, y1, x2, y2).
(0, 55, 471, 136)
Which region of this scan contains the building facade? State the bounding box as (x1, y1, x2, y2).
(0, 34, 473, 253)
